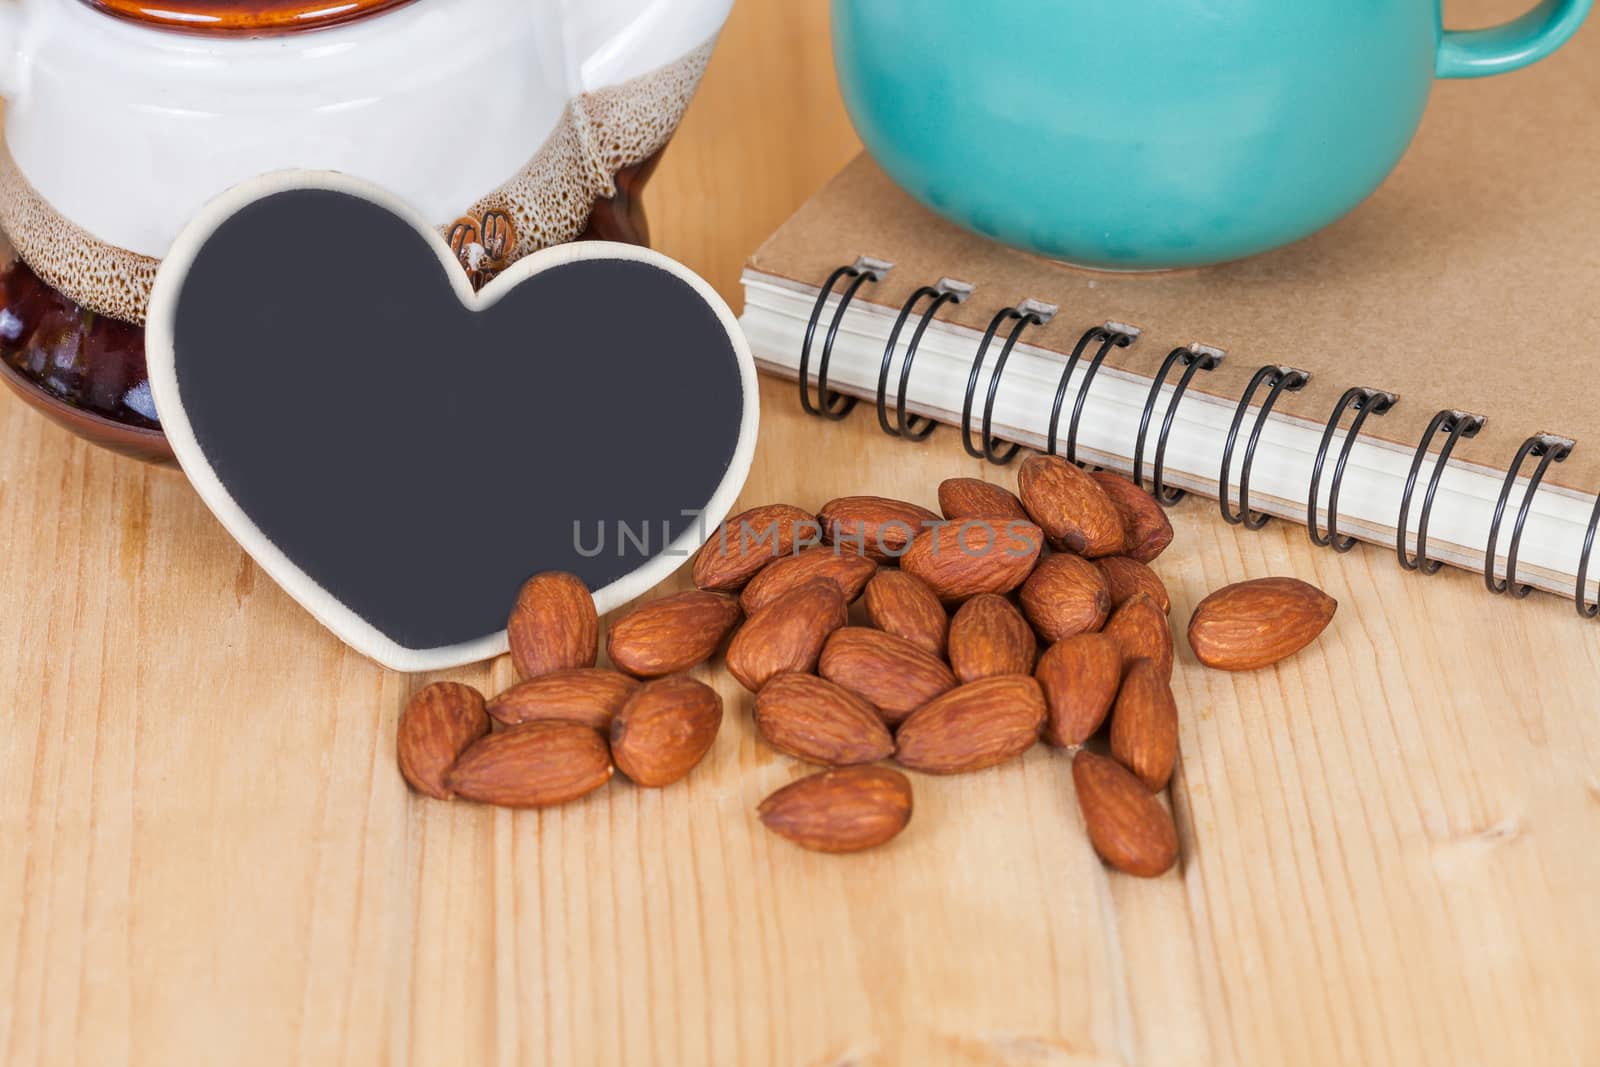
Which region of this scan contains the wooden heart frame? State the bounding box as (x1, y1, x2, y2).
(145, 170, 759, 672)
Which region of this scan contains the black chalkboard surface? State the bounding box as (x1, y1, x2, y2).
(146, 176, 757, 671)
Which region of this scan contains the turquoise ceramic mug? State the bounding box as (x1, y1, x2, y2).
(831, 0, 1590, 269)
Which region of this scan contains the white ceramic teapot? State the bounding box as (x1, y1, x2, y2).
(0, 0, 730, 458)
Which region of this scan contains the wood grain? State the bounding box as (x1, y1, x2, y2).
(5, 2, 1600, 1064)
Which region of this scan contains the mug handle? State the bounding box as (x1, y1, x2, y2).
(1437, 0, 1592, 77)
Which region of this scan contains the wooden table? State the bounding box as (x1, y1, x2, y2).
(5, 4, 1599, 1064)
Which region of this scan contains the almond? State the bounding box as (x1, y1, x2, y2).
(1098, 556, 1171, 615)
(1035, 633, 1122, 747)
(947, 593, 1038, 682)
(1090, 470, 1174, 563)
(1017, 454, 1126, 558)
(396, 681, 490, 799)
(486, 668, 639, 730)
(862, 570, 949, 657)
(1018, 553, 1112, 641)
(445, 721, 613, 808)
(692, 504, 818, 591)
(758, 766, 913, 853)
(818, 627, 958, 725)
(1187, 577, 1337, 671)
(900, 519, 1043, 601)
(818, 495, 940, 563)
(1109, 659, 1179, 791)
(894, 675, 1045, 774)
(938, 477, 1029, 522)
(507, 571, 598, 680)
(754, 673, 895, 766)
(606, 590, 742, 677)
(1072, 750, 1179, 878)
(725, 578, 849, 691)
(1103, 592, 1174, 679)
(609, 674, 723, 787)
(739, 547, 877, 615)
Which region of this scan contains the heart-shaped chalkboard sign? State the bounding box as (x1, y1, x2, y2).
(146, 172, 757, 671)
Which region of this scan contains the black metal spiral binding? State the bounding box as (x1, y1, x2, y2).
(1132, 345, 1226, 505)
(875, 278, 973, 440)
(798, 266, 1591, 607)
(1217, 365, 1311, 528)
(1047, 322, 1140, 464)
(960, 298, 1057, 464)
(1577, 494, 1600, 617)
(1396, 409, 1486, 573)
(1307, 387, 1398, 551)
(799, 256, 893, 419)
(1484, 433, 1574, 597)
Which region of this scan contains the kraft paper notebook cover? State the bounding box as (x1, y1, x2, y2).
(740, 14, 1600, 609)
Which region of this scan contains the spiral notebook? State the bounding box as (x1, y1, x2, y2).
(738, 25, 1600, 613)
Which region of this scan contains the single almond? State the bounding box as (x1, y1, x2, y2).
(1098, 556, 1171, 615)
(1103, 592, 1174, 679)
(818, 626, 958, 725)
(1109, 659, 1179, 791)
(1090, 470, 1174, 563)
(862, 570, 949, 657)
(754, 673, 895, 766)
(900, 519, 1044, 601)
(445, 721, 613, 808)
(947, 593, 1038, 682)
(486, 668, 639, 730)
(692, 504, 819, 592)
(1018, 553, 1113, 641)
(609, 674, 723, 787)
(1072, 750, 1179, 878)
(397, 681, 490, 799)
(1016, 454, 1126, 558)
(507, 571, 598, 680)
(938, 477, 1029, 522)
(725, 578, 849, 691)
(1187, 577, 1337, 671)
(1035, 633, 1122, 747)
(818, 495, 940, 563)
(739, 547, 877, 615)
(894, 674, 1046, 774)
(606, 590, 742, 677)
(758, 766, 913, 853)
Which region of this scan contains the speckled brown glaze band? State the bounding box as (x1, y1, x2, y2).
(0, 37, 714, 326)
(0, 152, 160, 323)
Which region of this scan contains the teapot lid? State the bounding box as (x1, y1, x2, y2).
(79, 0, 417, 35)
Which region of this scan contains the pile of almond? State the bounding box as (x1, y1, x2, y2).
(397, 570, 734, 809)
(397, 455, 1337, 879)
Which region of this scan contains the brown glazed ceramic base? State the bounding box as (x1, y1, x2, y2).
(0, 256, 173, 463)
(0, 151, 663, 465)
